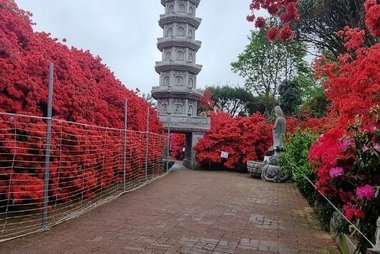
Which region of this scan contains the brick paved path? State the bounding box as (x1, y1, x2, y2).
(0, 168, 339, 254)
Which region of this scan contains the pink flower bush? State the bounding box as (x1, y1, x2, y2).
(356, 185, 376, 201)
(329, 167, 344, 178)
(341, 136, 352, 150)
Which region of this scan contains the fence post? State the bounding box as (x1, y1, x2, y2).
(144, 107, 150, 183)
(123, 99, 127, 192)
(166, 113, 171, 172)
(42, 63, 54, 228)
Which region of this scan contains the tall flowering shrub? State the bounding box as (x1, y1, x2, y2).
(0, 1, 163, 207)
(309, 2, 380, 247)
(194, 112, 272, 169)
(194, 112, 324, 170)
(247, 0, 380, 250)
(309, 110, 380, 251)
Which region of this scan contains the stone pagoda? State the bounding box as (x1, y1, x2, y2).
(152, 0, 210, 168)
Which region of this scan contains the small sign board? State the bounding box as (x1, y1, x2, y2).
(220, 151, 229, 159)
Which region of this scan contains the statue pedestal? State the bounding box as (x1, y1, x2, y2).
(247, 151, 290, 183)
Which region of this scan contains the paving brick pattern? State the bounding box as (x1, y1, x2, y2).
(0, 168, 340, 254)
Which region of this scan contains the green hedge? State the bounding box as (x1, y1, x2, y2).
(279, 130, 335, 229)
(280, 130, 318, 204)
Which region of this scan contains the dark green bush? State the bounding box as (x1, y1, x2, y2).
(279, 130, 318, 205)
(280, 130, 340, 232)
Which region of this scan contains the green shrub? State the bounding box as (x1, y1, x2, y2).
(279, 130, 318, 204)
(280, 130, 340, 231)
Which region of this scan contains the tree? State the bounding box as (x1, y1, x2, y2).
(231, 28, 308, 114)
(207, 85, 254, 116)
(247, 0, 379, 58)
(300, 87, 329, 118)
(246, 95, 278, 116)
(278, 79, 302, 116)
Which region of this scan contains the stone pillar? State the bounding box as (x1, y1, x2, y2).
(183, 133, 193, 168)
(191, 132, 204, 167)
(183, 131, 204, 168)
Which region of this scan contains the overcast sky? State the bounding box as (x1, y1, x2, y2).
(15, 0, 256, 96)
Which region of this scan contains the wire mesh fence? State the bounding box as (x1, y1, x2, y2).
(0, 112, 169, 242)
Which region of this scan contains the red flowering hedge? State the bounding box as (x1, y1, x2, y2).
(194, 112, 272, 169)
(309, 20, 380, 247)
(248, 0, 380, 250)
(308, 111, 380, 251)
(0, 1, 163, 207)
(193, 110, 327, 170)
(310, 0, 380, 234)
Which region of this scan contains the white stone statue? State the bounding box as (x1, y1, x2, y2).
(250, 106, 289, 182)
(270, 106, 286, 152)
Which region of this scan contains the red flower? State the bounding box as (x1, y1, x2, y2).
(280, 3, 299, 22)
(255, 17, 266, 29)
(279, 24, 294, 40)
(337, 26, 365, 50)
(365, 0, 377, 11)
(267, 27, 279, 40)
(343, 204, 365, 221)
(365, 4, 380, 36)
(268, 4, 279, 15)
(246, 14, 255, 22)
(250, 1, 260, 10)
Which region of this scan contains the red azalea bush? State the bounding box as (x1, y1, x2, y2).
(248, 0, 380, 250)
(310, 2, 380, 240)
(194, 113, 324, 170)
(309, 109, 380, 251)
(170, 133, 185, 160)
(194, 112, 272, 169)
(0, 0, 163, 207)
(298, 117, 332, 134)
